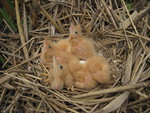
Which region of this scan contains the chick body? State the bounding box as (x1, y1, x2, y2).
(69, 57, 98, 89)
(69, 23, 96, 60)
(50, 56, 74, 90)
(40, 40, 54, 66)
(87, 56, 111, 84)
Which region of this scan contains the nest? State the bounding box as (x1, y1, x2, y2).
(0, 0, 150, 112)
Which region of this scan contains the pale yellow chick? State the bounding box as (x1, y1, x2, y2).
(69, 57, 98, 90)
(87, 56, 111, 84)
(50, 56, 74, 90)
(40, 40, 55, 66)
(69, 23, 96, 60)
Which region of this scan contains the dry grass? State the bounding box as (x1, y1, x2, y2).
(0, 0, 150, 112)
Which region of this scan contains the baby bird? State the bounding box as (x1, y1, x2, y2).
(69, 57, 98, 90)
(87, 56, 111, 84)
(40, 39, 55, 66)
(56, 39, 71, 53)
(50, 56, 74, 90)
(50, 56, 64, 90)
(52, 48, 75, 66)
(40, 39, 71, 66)
(69, 23, 96, 60)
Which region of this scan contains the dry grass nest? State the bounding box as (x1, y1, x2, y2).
(0, 0, 150, 113)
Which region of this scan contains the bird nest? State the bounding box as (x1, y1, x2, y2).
(0, 0, 150, 112)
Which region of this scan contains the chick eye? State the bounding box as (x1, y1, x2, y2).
(48, 46, 51, 49)
(75, 31, 78, 34)
(59, 65, 63, 69)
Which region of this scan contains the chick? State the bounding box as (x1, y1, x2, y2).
(56, 39, 71, 53)
(53, 48, 72, 65)
(40, 40, 55, 66)
(87, 56, 111, 84)
(40, 38, 72, 66)
(50, 56, 64, 90)
(50, 56, 74, 90)
(69, 23, 96, 60)
(69, 57, 98, 90)
(40, 38, 74, 82)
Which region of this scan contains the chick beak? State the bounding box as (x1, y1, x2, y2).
(69, 23, 75, 36)
(52, 56, 60, 77)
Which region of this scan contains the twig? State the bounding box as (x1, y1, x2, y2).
(134, 6, 150, 25)
(0, 51, 23, 59)
(101, 0, 118, 29)
(5, 53, 41, 72)
(38, 4, 64, 34)
(121, 0, 145, 50)
(126, 31, 150, 41)
(72, 81, 150, 98)
(15, 0, 29, 59)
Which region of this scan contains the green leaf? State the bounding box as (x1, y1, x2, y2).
(0, 13, 3, 24)
(0, 7, 17, 33)
(148, 32, 150, 37)
(7, 0, 15, 12)
(0, 55, 11, 69)
(0, 55, 5, 63)
(125, 1, 132, 11)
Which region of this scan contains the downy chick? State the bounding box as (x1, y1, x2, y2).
(50, 56, 64, 90)
(40, 39, 71, 66)
(40, 40, 55, 66)
(56, 39, 71, 53)
(50, 56, 74, 90)
(87, 56, 111, 84)
(51, 49, 76, 89)
(53, 47, 72, 65)
(69, 57, 98, 90)
(69, 23, 96, 60)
